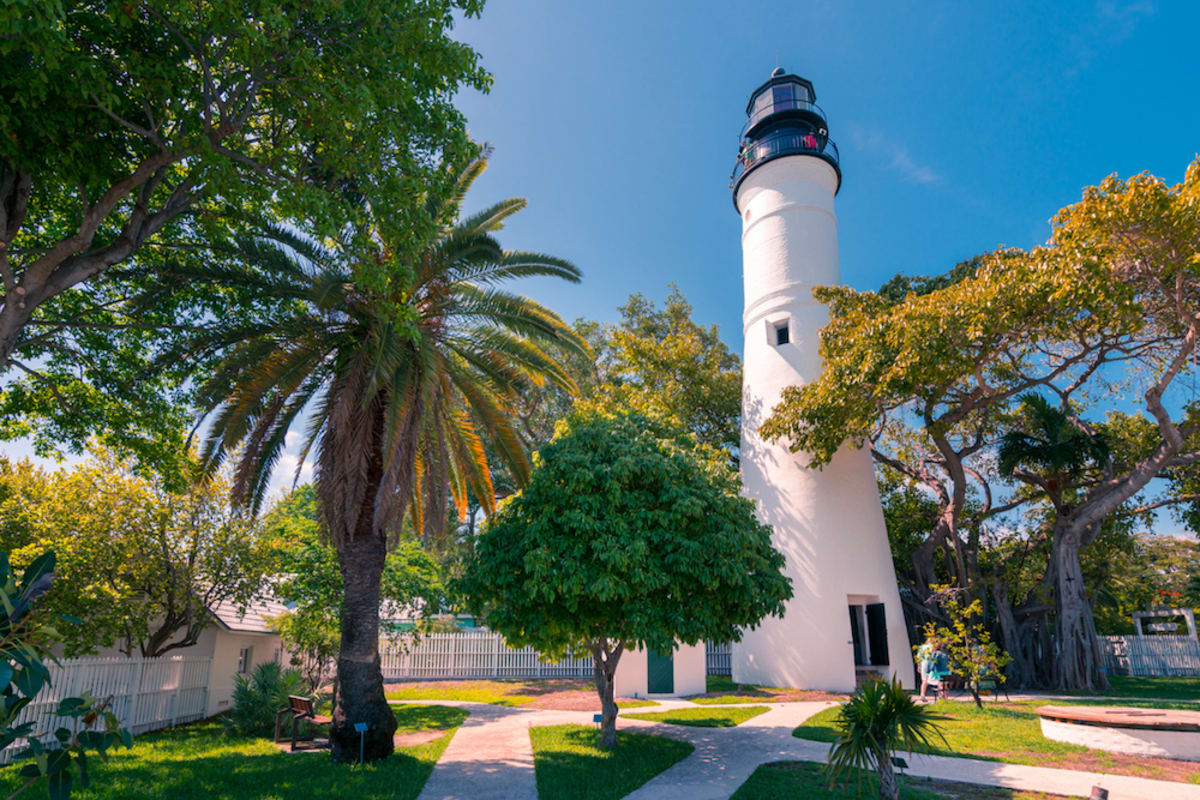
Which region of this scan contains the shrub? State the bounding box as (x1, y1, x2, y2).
(827, 677, 945, 800)
(223, 662, 308, 737)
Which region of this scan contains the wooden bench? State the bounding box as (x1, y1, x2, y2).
(274, 695, 332, 751)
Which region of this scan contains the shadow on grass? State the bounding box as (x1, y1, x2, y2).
(0, 706, 466, 800)
(732, 761, 1058, 800)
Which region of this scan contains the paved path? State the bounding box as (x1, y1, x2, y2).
(409, 699, 1200, 800)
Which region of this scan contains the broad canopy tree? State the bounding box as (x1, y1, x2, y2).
(762, 157, 1200, 691)
(0, 0, 489, 472)
(463, 410, 792, 748)
(0, 447, 271, 657)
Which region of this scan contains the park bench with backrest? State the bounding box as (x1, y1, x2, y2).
(274, 695, 332, 751)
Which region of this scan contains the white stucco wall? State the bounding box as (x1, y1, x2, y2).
(614, 642, 706, 699)
(732, 156, 914, 693)
(207, 630, 284, 717)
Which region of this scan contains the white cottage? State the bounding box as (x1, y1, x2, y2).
(614, 642, 707, 699)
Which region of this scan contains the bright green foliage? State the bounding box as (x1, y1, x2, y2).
(918, 587, 1011, 709)
(529, 724, 694, 800)
(587, 288, 742, 452)
(463, 409, 790, 747)
(263, 486, 444, 692)
(825, 678, 946, 800)
(759, 246, 1139, 468)
(464, 409, 790, 656)
(0, 550, 132, 800)
(223, 662, 308, 737)
(0, 0, 491, 472)
(621, 705, 769, 728)
(0, 449, 271, 657)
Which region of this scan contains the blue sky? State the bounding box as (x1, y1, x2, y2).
(10, 1, 1200, 508)
(451, 0, 1199, 344)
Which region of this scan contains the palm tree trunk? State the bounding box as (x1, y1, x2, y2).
(330, 530, 397, 762)
(876, 747, 901, 800)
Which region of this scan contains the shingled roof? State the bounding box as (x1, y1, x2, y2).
(209, 596, 290, 634)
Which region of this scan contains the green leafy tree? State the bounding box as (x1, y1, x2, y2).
(919, 586, 1011, 709)
(826, 677, 944, 800)
(189, 153, 586, 762)
(764, 158, 1200, 691)
(587, 288, 742, 452)
(0, 449, 271, 657)
(462, 410, 792, 748)
(0, 550, 132, 800)
(0, 1, 491, 481)
(0, 0, 489, 366)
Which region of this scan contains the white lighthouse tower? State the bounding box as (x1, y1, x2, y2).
(731, 69, 914, 692)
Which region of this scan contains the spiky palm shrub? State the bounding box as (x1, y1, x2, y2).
(178, 153, 587, 761)
(224, 662, 308, 737)
(826, 677, 945, 800)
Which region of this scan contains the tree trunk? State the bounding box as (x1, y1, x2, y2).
(590, 640, 623, 749)
(1053, 522, 1108, 692)
(330, 532, 396, 762)
(875, 747, 900, 800)
(993, 580, 1025, 688)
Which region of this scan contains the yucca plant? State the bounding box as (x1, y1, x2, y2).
(826, 677, 945, 800)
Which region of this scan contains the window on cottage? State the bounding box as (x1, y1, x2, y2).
(237, 646, 253, 674)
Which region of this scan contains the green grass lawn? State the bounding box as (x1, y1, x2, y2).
(1086, 675, 1200, 701)
(529, 724, 693, 800)
(794, 699, 1200, 783)
(384, 679, 657, 709)
(386, 682, 536, 706)
(689, 674, 843, 704)
(622, 705, 770, 727)
(0, 705, 467, 800)
(731, 761, 1072, 799)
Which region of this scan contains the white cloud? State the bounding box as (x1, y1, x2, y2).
(847, 124, 941, 186)
(1065, 1, 1156, 77)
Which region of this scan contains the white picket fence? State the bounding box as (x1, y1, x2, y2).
(0, 656, 211, 765)
(380, 632, 594, 679)
(706, 642, 731, 675)
(1100, 635, 1200, 677)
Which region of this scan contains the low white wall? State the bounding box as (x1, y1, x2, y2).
(1040, 718, 1200, 761)
(615, 642, 706, 699)
(207, 630, 283, 717)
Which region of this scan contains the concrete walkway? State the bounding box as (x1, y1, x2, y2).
(409, 698, 1200, 800)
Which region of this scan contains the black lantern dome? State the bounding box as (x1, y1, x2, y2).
(731, 68, 841, 203)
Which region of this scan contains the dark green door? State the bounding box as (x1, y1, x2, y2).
(647, 649, 674, 694)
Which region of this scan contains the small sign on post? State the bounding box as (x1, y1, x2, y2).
(354, 722, 368, 764)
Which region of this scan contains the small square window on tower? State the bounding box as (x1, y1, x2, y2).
(773, 321, 790, 346)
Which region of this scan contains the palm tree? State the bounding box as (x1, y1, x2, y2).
(181, 154, 587, 761)
(826, 677, 944, 800)
(998, 393, 1110, 501)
